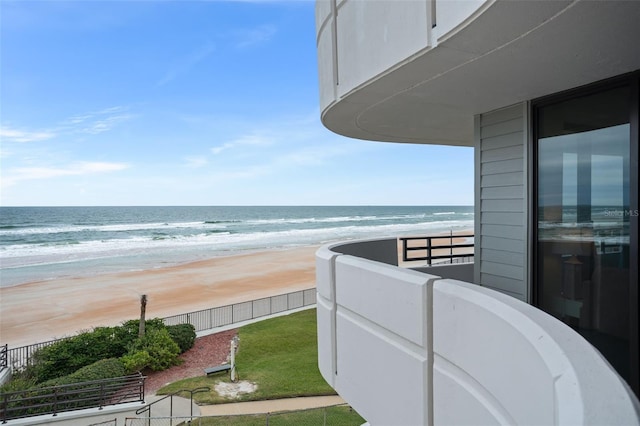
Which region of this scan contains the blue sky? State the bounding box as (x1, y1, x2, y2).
(0, 1, 473, 206)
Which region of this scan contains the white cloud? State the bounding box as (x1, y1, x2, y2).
(234, 24, 277, 48)
(1, 107, 131, 147)
(183, 156, 209, 168)
(2, 161, 130, 188)
(157, 42, 216, 86)
(64, 106, 132, 134)
(211, 133, 273, 155)
(0, 126, 55, 143)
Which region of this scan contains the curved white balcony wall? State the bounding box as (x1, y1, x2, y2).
(433, 0, 488, 42)
(315, 0, 640, 145)
(316, 0, 433, 118)
(316, 241, 640, 425)
(315, 0, 336, 116)
(334, 1, 431, 101)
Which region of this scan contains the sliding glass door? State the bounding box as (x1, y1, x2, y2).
(534, 78, 638, 393)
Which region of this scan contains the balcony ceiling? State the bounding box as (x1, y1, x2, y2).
(321, 0, 640, 147)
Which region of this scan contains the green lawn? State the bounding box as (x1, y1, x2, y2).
(158, 309, 338, 404)
(195, 404, 364, 425)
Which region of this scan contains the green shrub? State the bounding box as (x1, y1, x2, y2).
(123, 328, 181, 373)
(1, 358, 127, 418)
(167, 323, 196, 353)
(115, 318, 167, 348)
(24, 318, 172, 383)
(42, 358, 127, 387)
(121, 350, 152, 374)
(28, 326, 125, 383)
(0, 376, 37, 394)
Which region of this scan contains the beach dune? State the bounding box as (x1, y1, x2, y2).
(0, 246, 318, 348)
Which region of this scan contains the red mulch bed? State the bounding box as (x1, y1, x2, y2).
(143, 329, 238, 395)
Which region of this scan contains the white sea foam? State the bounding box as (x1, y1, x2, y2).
(0, 206, 474, 287)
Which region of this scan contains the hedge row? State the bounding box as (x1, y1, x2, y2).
(3, 319, 196, 391)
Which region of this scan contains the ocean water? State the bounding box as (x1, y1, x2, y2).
(0, 206, 473, 287)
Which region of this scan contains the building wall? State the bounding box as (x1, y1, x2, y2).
(316, 242, 640, 425)
(316, 244, 435, 425)
(474, 103, 530, 301)
(316, 0, 430, 115)
(315, 0, 494, 119)
(315, 0, 433, 114)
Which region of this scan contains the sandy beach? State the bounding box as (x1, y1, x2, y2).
(0, 246, 319, 348)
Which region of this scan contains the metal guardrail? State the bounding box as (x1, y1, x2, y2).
(0, 345, 6, 371)
(3, 288, 317, 373)
(88, 419, 117, 426)
(162, 288, 317, 331)
(0, 373, 145, 423)
(400, 234, 474, 265)
(2, 339, 61, 373)
(135, 387, 209, 426)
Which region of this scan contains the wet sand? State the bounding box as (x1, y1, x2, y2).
(0, 246, 319, 348)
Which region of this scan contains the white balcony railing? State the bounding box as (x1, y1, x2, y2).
(316, 238, 640, 426)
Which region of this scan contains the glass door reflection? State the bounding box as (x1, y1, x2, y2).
(536, 85, 632, 382)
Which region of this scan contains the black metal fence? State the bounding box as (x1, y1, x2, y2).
(0, 373, 145, 423)
(0, 346, 6, 371)
(2, 288, 316, 373)
(88, 419, 117, 426)
(162, 288, 316, 331)
(135, 386, 210, 425)
(2, 338, 62, 373)
(400, 234, 474, 265)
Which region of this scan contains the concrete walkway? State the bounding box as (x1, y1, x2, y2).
(199, 395, 346, 416)
(7, 395, 345, 426)
(10, 395, 346, 425)
(9, 395, 197, 426)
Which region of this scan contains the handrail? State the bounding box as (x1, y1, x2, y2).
(0, 345, 6, 370)
(136, 387, 210, 424)
(0, 373, 145, 423)
(399, 234, 474, 265)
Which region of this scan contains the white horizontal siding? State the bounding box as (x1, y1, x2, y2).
(481, 199, 523, 213)
(475, 103, 528, 301)
(481, 236, 524, 253)
(482, 158, 523, 174)
(481, 144, 524, 162)
(481, 224, 523, 240)
(481, 212, 523, 226)
(481, 248, 525, 267)
(481, 172, 524, 187)
(481, 185, 523, 199)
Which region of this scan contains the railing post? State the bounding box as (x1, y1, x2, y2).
(2, 390, 8, 424)
(401, 238, 408, 262)
(190, 390, 194, 419)
(99, 382, 105, 409)
(450, 231, 453, 264)
(426, 237, 432, 266)
(52, 386, 58, 417)
(0, 344, 7, 370)
(140, 374, 145, 403)
(169, 394, 174, 426)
